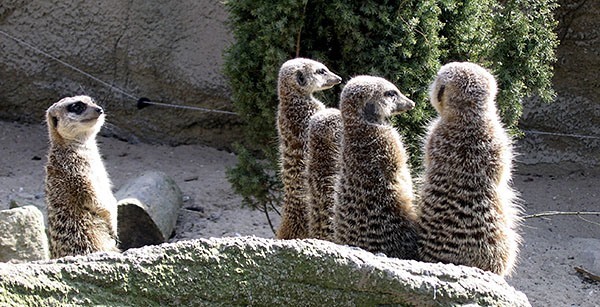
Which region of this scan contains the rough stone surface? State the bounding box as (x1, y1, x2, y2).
(115, 171, 183, 250)
(1, 1, 598, 163)
(0, 205, 49, 262)
(0, 236, 529, 306)
(8, 195, 46, 225)
(518, 0, 599, 169)
(0, 0, 241, 148)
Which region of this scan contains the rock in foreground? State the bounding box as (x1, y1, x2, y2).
(0, 237, 529, 306)
(0, 206, 49, 262)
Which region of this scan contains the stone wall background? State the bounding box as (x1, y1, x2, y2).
(0, 0, 598, 165)
(518, 0, 599, 168)
(0, 0, 240, 149)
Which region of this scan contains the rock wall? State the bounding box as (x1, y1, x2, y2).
(0, 0, 597, 164)
(0, 236, 530, 306)
(518, 0, 599, 169)
(0, 0, 241, 148)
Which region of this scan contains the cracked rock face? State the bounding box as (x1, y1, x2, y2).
(0, 236, 530, 306)
(0, 0, 241, 148)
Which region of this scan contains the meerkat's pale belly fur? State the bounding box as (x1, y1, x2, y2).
(334, 125, 419, 259)
(46, 141, 118, 258)
(418, 116, 520, 275)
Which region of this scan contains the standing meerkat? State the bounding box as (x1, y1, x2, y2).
(45, 96, 119, 258)
(333, 75, 419, 259)
(418, 62, 521, 276)
(276, 58, 342, 240)
(306, 107, 342, 240)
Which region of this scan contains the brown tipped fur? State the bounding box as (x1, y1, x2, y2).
(276, 58, 342, 239)
(306, 108, 342, 240)
(418, 62, 521, 276)
(45, 95, 119, 258)
(333, 76, 419, 259)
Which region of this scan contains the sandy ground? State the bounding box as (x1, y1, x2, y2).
(0, 120, 598, 306)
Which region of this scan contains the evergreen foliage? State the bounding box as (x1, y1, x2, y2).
(223, 0, 558, 213)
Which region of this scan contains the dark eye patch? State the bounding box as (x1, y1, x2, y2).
(383, 90, 398, 98)
(363, 101, 381, 124)
(296, 71, 307, 86)
(316, 68, 326, 75)
(437, 85, 445, 103)
(67, 101, 86, 114)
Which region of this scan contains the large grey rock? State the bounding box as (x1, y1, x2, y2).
(0, 205, 49, 262)
(0, 0, 241, 148)
(115, 171, 183, 250)
(0, 237, 529, 306)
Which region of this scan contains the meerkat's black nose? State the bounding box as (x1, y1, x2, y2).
(96, 107, 104, 114)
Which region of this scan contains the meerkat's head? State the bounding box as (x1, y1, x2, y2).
(46, 95, 105, 143)
(340, 75, 414, 125)
(278, 58, 342, 96)
(429, 62, 498, 115)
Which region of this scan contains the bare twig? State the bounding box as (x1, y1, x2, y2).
(263, 201, 276, 235)
(577, 215, 600, 227)
(574, 266, 600, 282)
(522, 211, 600, 219)
(269, 199, 281, 216)
(295, 1, 309, 57)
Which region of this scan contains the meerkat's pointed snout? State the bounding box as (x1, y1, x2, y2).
(325, 73, 342, 87)
(393, 92, 415, 113)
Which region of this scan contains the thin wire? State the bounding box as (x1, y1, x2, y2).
(0, 29, 237, 115)
(523, 129, 600, 140)
(1, 30, 599, 126)
(0, 29, 137, 100)
(140, 100, 237, 115)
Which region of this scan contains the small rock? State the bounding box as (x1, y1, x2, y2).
(0, 206, 49, 262)
(115, 171, 183, 250)
(8, 197, 46, 226)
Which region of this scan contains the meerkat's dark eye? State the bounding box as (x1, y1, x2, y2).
(67, 101, 87, 114)
(383, 90, 399, 98)
(316, 68, 326, 75)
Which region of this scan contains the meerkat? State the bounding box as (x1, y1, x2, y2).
(333, 75, 419, 259)
(306, 108, 342, 240)
(45, 95, 119, 258)
(418, 62, 521, 276)
(276, 58, 342, 240)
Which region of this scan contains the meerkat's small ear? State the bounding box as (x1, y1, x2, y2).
(296, 71, 307, 87)
(51, 116, 58, 128)
(437, 84, 445, 103)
